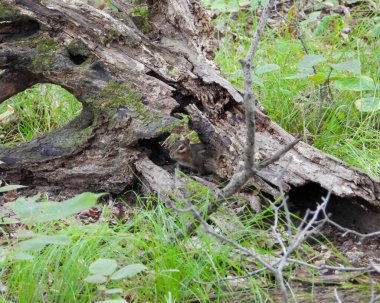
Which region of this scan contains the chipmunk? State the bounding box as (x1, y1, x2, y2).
(170, 139, 217, 175)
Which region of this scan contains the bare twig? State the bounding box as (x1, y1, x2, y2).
(321, 208, 380, 241)
(192, 267, 266, 286)
(218, 0, 294, 201)
(334, 288, 343, 303)
(256, 139, 300, 170)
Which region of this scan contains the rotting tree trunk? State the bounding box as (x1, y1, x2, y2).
(0, 0, 379, 232)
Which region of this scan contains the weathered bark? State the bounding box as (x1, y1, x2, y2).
(0, 0, 379, 231)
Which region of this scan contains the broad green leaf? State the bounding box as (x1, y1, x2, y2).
(333, 76, 375, 91)
(18, 235, 71, 252)
(14, 230, 37, 238)
(314, 17, 329, 36)
(0, 185, 27, 193)
(6, 192, 105, 225)
(255, 64, 280, 75)
(89, 258, 118, 276)
(309, 73, 327, 84)
(0, 211, 20, 224)
(308, 11, 321, 20)
(13, 252, 34, 260)
(0, 217, 20, 224)
(329, 60, 361, 74)
(284, 73, 311, 80)
(105, 288, 123, 294)
(98, 299, 127, 303)
(329, 76, 344, 81)
(0, 247, 9, 262)
(369, 24, 380, 38)
(204, 0, 238, 11)
(298, 54, 325, 71)
(252, 75, 264, 87)
(355, 97, 380, 112)
(314, 15, 343, 36)
(84, 274, 107, 284)
(111, 264, 147, 280)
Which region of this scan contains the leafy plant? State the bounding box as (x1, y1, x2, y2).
(84, 258, 147, 303)
(211, 0, 380, 179)
(285, 55, 379, 112)
(0, 192, 105, 260)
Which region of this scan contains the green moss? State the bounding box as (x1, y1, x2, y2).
(130, 6, 153, 34)
(18, 36, 60, 71)
(62, 126, 94, 149)
(130, 6, 149, 18)
(20, 36, 59, 52)
(156, 120, 182, 134)
(32, 53, 53, 71)
(0, 3, 17, 18)
(36, 38, 59, 52)
(101, 27, 140, 48)
(99, 81, 141, 109)
(93, 81, 182, 140)
(87, 81, 144, 118)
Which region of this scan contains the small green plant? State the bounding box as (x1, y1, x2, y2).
(0, 192, 104, 260)
(285, 55, 379, 112)
(210, 0, 380, 179)
(0, 186, 361, 302)
(84, 258, 147, 303)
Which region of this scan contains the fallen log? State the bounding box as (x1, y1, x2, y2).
(0, 0, 379, 232)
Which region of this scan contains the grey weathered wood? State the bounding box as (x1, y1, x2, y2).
(0, 0, 379, 231)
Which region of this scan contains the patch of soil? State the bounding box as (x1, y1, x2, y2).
(321, 225, 380, 267)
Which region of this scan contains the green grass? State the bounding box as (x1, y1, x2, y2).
(0, 189, 351, 303)
(0, 84, 82, 146)
(211, 3, 380, 180)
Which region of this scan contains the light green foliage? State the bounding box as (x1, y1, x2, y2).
(0, 84, 82, 146)
(211, 1, 380, 179)
(355, 97, 380, 112)
(0, 184, 27, 193)
(89, 258, 118, 276)
(111, 263, 147, 280)
(129, 6, 152, 34)
(333, 76, 375, 91)
(0, 192, 104, 261)
(329, 59, 361, 74)
(314, 14, 344, 37)
(84, 258, 146, 301)
(0, 184, 367, 302)
(163, 113, 200, 148)
(203, 0, 263, 11)
(4, 192, 104, 225)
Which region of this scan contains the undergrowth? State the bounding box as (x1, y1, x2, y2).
(0, 191, 346, 303)
(211, 3, 380, 180)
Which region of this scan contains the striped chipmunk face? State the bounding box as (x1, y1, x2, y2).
(170, 139, 198, 170)
(170, 139, 191, 162)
